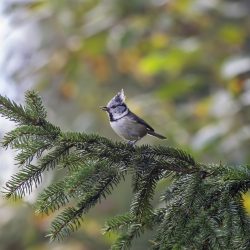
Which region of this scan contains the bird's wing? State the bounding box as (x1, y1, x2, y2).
(129, 111, 154, 131)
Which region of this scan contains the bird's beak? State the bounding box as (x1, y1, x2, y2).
(100, 106, 108, 111)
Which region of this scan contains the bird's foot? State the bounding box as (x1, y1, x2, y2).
(127, 140, 137, 148)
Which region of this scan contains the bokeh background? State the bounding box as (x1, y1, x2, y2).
(0, 0, 250, 249)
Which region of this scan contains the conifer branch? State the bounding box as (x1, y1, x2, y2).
(1, 91, 250, 249)
(48, 161, 124, 240)
(111, 223, 143, 250)
(58, 132, 199, 175)
(3, 144, 72, 199)
(48, 207, 84, 241)
(130, 166, 162, 220)
(35, 181, 71, 215)
(103, 213, 135, 233)
(0, 94, 32, 125)
(3, 164, 43, 199)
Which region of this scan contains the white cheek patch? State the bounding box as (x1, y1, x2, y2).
(112, 109, 128, 120)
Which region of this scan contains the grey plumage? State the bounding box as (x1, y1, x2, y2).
(100, 89, 166, 145)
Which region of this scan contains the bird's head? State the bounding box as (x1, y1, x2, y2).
(100, 89, 128, 120)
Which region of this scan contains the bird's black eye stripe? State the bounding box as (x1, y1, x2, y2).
(110, 104, 126, 109)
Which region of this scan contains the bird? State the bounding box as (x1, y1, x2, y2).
(100, 89, 166, 146)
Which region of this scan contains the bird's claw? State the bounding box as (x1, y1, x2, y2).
(127, 140, 137, 148)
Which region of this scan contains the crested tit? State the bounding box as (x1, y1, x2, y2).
(100, 89, 166, 145)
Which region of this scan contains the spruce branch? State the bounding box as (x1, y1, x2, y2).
(35, 181, 71, 215)
(58, 132, 199, 175)
(48, 207, 84, 241)
(25, 91, 47, 120)
(130, 165, 162, 220)
(111, 223, 144, 250)
(1, 91, 250, 249)
(2, 125, 53, 149)
(3, 144, 72, 199)
(3, 164, 43, 199)
(0, 94, 31, 125)
(14, 140, 50, 166)
(0, 91, 43, 126)
(48, 161, 124, 240)
(103, 213, 135, 233)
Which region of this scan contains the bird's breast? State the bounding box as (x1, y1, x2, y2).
(110, 116, 147, 140)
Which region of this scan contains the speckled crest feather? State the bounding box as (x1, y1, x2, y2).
(107, 89, 125, 107)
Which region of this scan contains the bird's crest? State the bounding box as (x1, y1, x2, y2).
(107, 89, 126, 107)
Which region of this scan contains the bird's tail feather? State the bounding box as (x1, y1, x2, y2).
(147, 131, 166, 139)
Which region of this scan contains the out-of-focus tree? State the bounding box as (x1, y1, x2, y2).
(0, 0, 250, 249)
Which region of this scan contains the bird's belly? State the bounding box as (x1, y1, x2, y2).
(110, 118, 147, 140)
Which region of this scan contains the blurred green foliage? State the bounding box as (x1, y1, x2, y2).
(1, 0, 250, 249)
